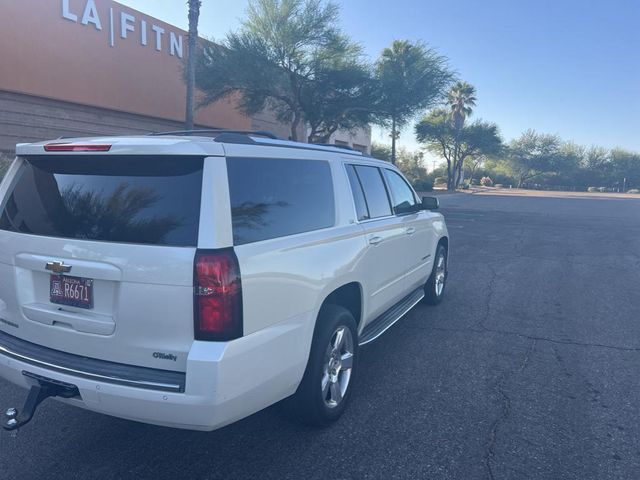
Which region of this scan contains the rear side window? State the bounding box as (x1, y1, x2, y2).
(353, 165, 392, 218)
(0, 156, 203, 246)
(227, 158, 335, 245)
(345, 165, 369, 221)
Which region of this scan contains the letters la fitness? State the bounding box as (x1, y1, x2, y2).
(61, 0, 184, 58)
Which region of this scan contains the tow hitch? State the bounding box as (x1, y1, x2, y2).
(3, 372, 79, 432)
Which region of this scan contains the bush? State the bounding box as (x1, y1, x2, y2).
(587, 187, 599, 193)
(413, 177, 433, 192)
(434, 176, 447, 186)
(494, 183, 504, 188)
(480, 176, 493, 187)
(627, 189, 640, 194)
(598, 187, 607, 193)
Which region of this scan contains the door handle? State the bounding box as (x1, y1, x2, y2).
(405, 227, 416, 235)
(368, 236, 383, 245)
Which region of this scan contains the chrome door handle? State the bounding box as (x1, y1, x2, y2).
(369, 236, 383, 245)
(405, 227, 416, 235)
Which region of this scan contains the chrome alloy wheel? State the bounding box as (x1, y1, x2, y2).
(434, 252, 447, 297)
(321, 326, 354, 408)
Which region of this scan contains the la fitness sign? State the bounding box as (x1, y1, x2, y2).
(61, 0, 184, 58)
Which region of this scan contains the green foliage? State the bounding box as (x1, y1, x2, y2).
(506, 130, 562, 187)
(457, 133, 640, 192)
(448, 81, 476, 131)
(370, 143, 392, 162)
(416, 107, 502, 189)
(196, 0, 373, 141)
(375, 40, 453, 162)
(371, 142, 433, 191)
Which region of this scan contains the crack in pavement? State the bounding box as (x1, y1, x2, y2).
(477, 263, 499, 333)
(422, 325, 640, 353)
(485, 338, 537, 480)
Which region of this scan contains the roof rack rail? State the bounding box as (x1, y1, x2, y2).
(313, 143, 357, 152)
(148, 129, 279, 140)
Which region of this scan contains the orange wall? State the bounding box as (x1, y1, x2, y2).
(0, 0, 250, 129)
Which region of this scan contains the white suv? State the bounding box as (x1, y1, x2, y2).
(0, 131, 448, 431)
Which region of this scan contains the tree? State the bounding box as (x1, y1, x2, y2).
(448, 81, 477, 132)
(610, 148, 640, 191)
(465, 155, 486, 186)
(416, 109, 502, 189)
(447, 81, 476, 183)
(303, 50, 378, 143)
(371, 143, 392, 162)
(185, 0, 202, 130)
(196, 0, 371, 141)
(506, 130, 562, 187)
(375, 40, 453, 164)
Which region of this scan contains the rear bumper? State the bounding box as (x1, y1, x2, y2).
(0, 313, 314, 431)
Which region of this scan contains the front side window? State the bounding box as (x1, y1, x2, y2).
(0, 156, 204, 246)
(353, 165, 392, 219)
(384, 169, 419, 214)
(227, 157, 335, 245)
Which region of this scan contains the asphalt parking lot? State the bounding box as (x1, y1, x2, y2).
(1, 191, 640, 480)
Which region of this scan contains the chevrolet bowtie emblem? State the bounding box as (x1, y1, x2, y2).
(45, 261, 72, 274)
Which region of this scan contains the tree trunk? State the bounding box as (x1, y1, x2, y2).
(185, 0, 201, 130)
(450, 130, 460, 191)
(391, 117, 397, 164)
(290, 111, 301, 141)
(446, 160, 454, 190)
(455, 162, 463, 187)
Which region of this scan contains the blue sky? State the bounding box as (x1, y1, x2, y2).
(118, 0, 640, 153)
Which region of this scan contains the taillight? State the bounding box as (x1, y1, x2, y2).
(44, 143, 112, 152)
(193, 249, 243, 341)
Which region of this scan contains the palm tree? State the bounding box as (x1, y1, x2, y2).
(448, 81, 476, 131)
(185, 0, 202, 130)
(447, 81, 476, 188)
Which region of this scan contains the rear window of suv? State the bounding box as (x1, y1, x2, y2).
(227, 157, 335, 245)
(0, 156, 203, 247)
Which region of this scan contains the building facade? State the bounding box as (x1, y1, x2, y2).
(0, 0, 370, 154)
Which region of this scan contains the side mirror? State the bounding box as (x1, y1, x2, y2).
(421, 196, 439, 210)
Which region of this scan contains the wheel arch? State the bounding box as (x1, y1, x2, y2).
(318, 282, 363, 330)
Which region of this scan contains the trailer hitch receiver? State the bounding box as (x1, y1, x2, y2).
(3, 372, 79, 432)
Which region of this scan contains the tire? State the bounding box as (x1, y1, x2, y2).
(290, 305, 358, 426)
(423, 244, 448, 305)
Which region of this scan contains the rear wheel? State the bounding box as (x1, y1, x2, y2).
(423, 244, 447, 305)
(290, 305, 357, 426)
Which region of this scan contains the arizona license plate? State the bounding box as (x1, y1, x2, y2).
(50, 275, 94, 309)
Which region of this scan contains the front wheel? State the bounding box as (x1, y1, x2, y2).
(290, 305, 357, 426)
(423, 244, 448, 305)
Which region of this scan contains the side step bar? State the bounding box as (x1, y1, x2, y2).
(359, 287, 424, 345)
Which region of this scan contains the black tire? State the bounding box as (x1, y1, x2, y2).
(423, 244, 448, 305)
(290, 305, 358, 426)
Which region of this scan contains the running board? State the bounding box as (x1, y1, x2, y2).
(359, 288, 424, 346)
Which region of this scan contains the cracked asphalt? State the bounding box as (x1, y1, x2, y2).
(1, 191, 640, 479)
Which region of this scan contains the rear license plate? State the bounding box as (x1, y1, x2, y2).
(50, 275, 94, 309)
